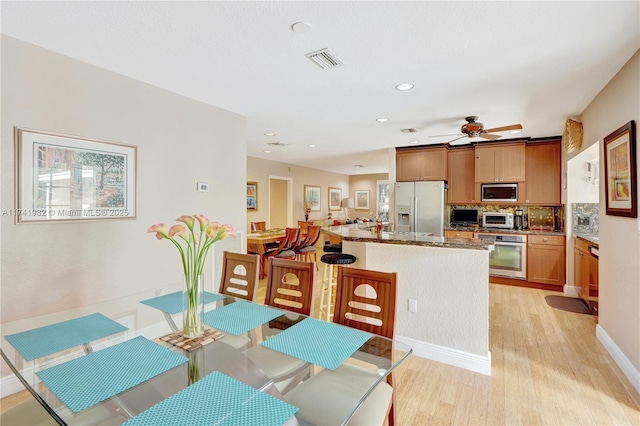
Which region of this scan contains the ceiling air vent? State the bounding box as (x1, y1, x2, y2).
(266, 142, 289, 147)
(401, 128, 418, 133)
(306, 48, 343, 70)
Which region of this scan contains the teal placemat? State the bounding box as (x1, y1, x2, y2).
(140, 291, 224, 314)
(123, 371, 298, 426)
(260, 318, 372, 370)
(4, 313, 128, 361)
(36, 336, 188, 413)
(203, 300, 284, 335)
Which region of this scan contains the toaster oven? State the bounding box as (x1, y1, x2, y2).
(482, 213, 514, 229)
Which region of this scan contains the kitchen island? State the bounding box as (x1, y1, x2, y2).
(324, 225, 493, 375)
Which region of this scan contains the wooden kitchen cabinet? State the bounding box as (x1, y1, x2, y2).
(396, 146, 448, 182)
(524, 140, 561, 205)
(475, 142, 526, 183)
(447, 147, 476, 204)
(444, 230, 475, 239)
(527, 234, 565, 287)
(575, 237, 599, 313)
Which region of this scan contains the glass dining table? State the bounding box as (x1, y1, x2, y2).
(1, 284, 412, 425)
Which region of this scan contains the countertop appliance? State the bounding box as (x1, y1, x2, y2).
(451, 208, 479, 226)
(482, 212, 514, 229)
(475, 232, 527, 279)
(514, 208, 524, 230)
(481, 183, 518, 202)
(395, 181, 446, 237)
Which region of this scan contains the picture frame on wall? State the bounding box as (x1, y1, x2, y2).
(328, 187, 342, 211)
(304, 185, 321, 211)
(246, 181, 258, 210)
(355, 190, 370, 210)
(603, 120, 637, 218)
(14, 127, 136, 223)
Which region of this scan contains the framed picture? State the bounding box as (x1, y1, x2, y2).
(604, 120, 637, 218)
(304, 185, 321, 211)
(355, 190, 370, 210)
(328, 187, 342, 211)
(246, 181, 258, 210)
(14, 128, 136, 223)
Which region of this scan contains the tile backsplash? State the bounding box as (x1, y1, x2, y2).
(447, 204, 565, 231)
(572, 203, 599, 235)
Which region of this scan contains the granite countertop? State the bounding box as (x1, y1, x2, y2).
(323, 225, 493, 251)
(574, 233, 599, 245)
(445, 226, 565, 237)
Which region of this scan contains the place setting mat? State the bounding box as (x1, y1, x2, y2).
(260, 317, 372, 370)
(140, 291, 225, 315)
(36, 336, 188, 413)
(122, 371, 298, 426)
(4, 313, 129, 361)
(203, 300, 284, 336)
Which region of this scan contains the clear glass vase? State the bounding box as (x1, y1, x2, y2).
(183, 274, 204, 338)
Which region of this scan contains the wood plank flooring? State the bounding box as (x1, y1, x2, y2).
(3, 272, 639, 425)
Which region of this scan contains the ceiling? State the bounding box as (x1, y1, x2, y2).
(2, 2, 639, 175)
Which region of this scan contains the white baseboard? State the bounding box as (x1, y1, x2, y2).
(396, 335, 492, 376)
(596, 325, 640, 394)
(563, 285, 579, 297)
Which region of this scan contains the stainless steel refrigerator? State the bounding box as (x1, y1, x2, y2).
(394, 181, 446, 236)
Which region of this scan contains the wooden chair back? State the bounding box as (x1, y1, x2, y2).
(333, 267, 397, 339)
(297, 220, 314, 232)
(265, 257, 315, 316)
(302, 225, 321, 248)
(218, 251, 260, 301)
(251, 221, 266, 232)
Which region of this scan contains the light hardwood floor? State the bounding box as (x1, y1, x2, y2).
(3, 270, 639, 425)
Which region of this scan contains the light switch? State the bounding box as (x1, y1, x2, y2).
(197, 182, 209, 192)
(408, 299, 418, 313)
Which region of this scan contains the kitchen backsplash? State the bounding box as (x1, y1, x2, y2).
(572, 203, 599, 235)
(447, 204, 565, 231)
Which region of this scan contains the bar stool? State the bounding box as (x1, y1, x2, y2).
(319, 253, 356, 321)
(323, 241, 342, 253)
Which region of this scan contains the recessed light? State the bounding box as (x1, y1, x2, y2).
(264, 132, 275, 136)
(376, 118, 389, 123)
(308, 144, 316, 148)
(264, 150, 272, 154)
(395, 83, 414, 91)
(354, 164, 366, 168)
(409, 140, 419, 144)
(291, 22, 312, 34)
(510, 130, 522, 134)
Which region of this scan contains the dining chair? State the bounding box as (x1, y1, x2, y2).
(297, 220, 314, 232)
(261, 227, 299, 277)
(244, 257, 316, 394)
(218, 251, 259, 301)
(250, 221, 266, 232)
(294, 225, 321, 264)
(283, 266, 398, 426)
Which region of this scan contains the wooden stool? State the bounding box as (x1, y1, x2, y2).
(319, 253, 356, 321)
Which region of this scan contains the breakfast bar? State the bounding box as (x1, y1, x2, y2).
(324, 225, 494, 375)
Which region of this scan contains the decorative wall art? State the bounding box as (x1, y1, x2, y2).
(328, 187, 342, 211)
(304, 185, 321, 211)
(246, 182, 258, 210)
(355, 190, 370, 210)
(603, 120, 637, 218)
(14, 128, 136, 223)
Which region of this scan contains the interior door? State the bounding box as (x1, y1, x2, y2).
(269, 178, 288, 229)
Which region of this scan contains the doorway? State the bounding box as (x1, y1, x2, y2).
(269, 176, 292, 228)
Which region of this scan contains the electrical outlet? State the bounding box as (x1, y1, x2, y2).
(578, 216, 589, 226)
(408, 299, 418, 313)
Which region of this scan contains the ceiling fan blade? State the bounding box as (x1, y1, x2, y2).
(446, 135, 469, 146)
(483, 124, 523, 133)
(479, 133, 502, 140)
(428, 133, 463, 138)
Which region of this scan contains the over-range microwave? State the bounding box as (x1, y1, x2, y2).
(481, 183, 518, 202)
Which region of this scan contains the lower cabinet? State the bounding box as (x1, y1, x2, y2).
(444, 230, 475, 239)
(574, 237, 599, 314)
(527, 235, 565, 286)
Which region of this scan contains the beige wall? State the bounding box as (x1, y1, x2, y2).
(1, 36, 247, 324)
(347, 173, 389, 218)
(578, 49, 640, 383)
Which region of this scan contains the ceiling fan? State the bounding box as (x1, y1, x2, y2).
(428, 116, 523, 145)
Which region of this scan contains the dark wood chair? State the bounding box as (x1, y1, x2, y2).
(251, 221, 266, 232)
(284, 267, 398, 426)
(261, 227, 299, 279)
(297, 220, 314, 232)
(295, 225, 322, 265)
(218, 251, 259, 301)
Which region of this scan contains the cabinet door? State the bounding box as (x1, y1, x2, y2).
(421, 147, 448, 180)
(396, 150, 424, 181)
(396, 147, 448, 181)
(528, 241, 565, 286)
(447, 148, 476, 204)
(444, 230, 475, 238)
(498, 144, 526, 181)
(474, 147, 497, 182)
(575, 248, 589, 303)
(525, 141, 561, 205)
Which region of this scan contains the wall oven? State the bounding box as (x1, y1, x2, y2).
(475, 233, 527, 279)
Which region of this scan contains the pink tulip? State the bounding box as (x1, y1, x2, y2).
(205, 222, 221, 239)
(168, 224, 185, 238)
(176, 215, 196, 230)
(147, 223, 169, 240)
(223, 224, 236, 238)
(193, 214, 210, 231)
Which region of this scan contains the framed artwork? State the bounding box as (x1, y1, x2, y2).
(304, 185, 321, 211)
(355, 190, 370, 210)
(604, 120, 637, 217)
(328, 187, 342, 211)
(14, 128, 136, 223)
(246, 181, 258, 210)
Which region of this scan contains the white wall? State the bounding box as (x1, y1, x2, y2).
(578, 49, 640, 391)
(1, 36, 247, 327)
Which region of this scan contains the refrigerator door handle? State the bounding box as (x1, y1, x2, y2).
(413, 196, 418, 232)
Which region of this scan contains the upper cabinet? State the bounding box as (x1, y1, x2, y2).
(524, 140, 561, 205)
(475, 142, 526, 183)
(396, 146, 448, 182)
(447, 147, 477, 204)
